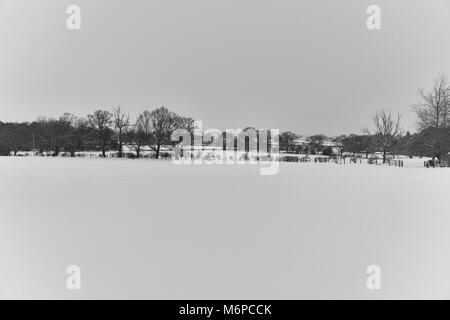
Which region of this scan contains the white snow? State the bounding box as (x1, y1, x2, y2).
(1, 157, 450, 299)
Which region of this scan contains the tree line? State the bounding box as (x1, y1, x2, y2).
(0, 106, 195, 159)
(1, 74, 450, 161)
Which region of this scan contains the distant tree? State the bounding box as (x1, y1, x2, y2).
(360, 135, 375, 158)
(139, 107, 194, 159)
(0, 122, 32, 155)
(409, 127, 450, 159)
(61, 117, 96, 156)
(87, 110, 113, 157)
(112, 106, 130, 158)
(59, 113, 76, 128)
(365, 109, 403, 163)
(413, 74, 450, 130)
(341, 134, 373, 157)
(412, 74, 450, 160)
(28, 114, 76, 155)
(55, 113, 77, 155)
(341, 134, 361, 156)
(125, 117, 148, 159)
(32, 118, 57, 154)
(178, 116, 196, 135)
(308, 134, 327, 155)
(135, 112, 153, 149)
(279, 131, 298, 153)
(392, 131, 414, 158)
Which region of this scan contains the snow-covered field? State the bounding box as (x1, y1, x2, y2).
(1, 157, 450, 299)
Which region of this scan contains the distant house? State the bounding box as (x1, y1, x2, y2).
(293, 137, 310, 146)
(291, 138, 342, 155)
(321, 140, 343, 156)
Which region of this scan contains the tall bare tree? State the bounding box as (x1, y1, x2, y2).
(87, 110, 113, 157)
(365, 109, 403, 163)
(413, 74, 450, 129)
(139, 107, 194, 159)
(112, 106, 130, 158)
(412, 74, 450, 159)
(126, 115, 151, 159)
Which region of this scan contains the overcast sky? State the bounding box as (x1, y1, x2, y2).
(1, 0, 450, 136)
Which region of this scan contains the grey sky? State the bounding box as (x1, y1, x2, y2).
(1, 0, 450, 136)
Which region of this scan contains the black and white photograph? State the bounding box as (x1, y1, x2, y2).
(1, 0, 450, 308)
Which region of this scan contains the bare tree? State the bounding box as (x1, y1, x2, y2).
(87, 110, 113, 157)
(136, 111, 153, 143)
(178, 116, 196, 135)
(365, 109, 403, 163)
(139, 107, 193, 159)
(341, 134, 364, 157)
(112, 106, 130, 158)
(409, 127, 450, 160)
(57, 113, 77, 156)
(126, 116, 150, 159)
(308, 134, 327, 155)
(59, 113, 76, 125)
(279, 131, 299, 153)
(412, 74, 450, 160)
(413, 74, 450, 130)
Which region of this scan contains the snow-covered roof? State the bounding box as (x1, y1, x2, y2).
(293, 138, 309, 145)
(322, 141, 342, 147)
